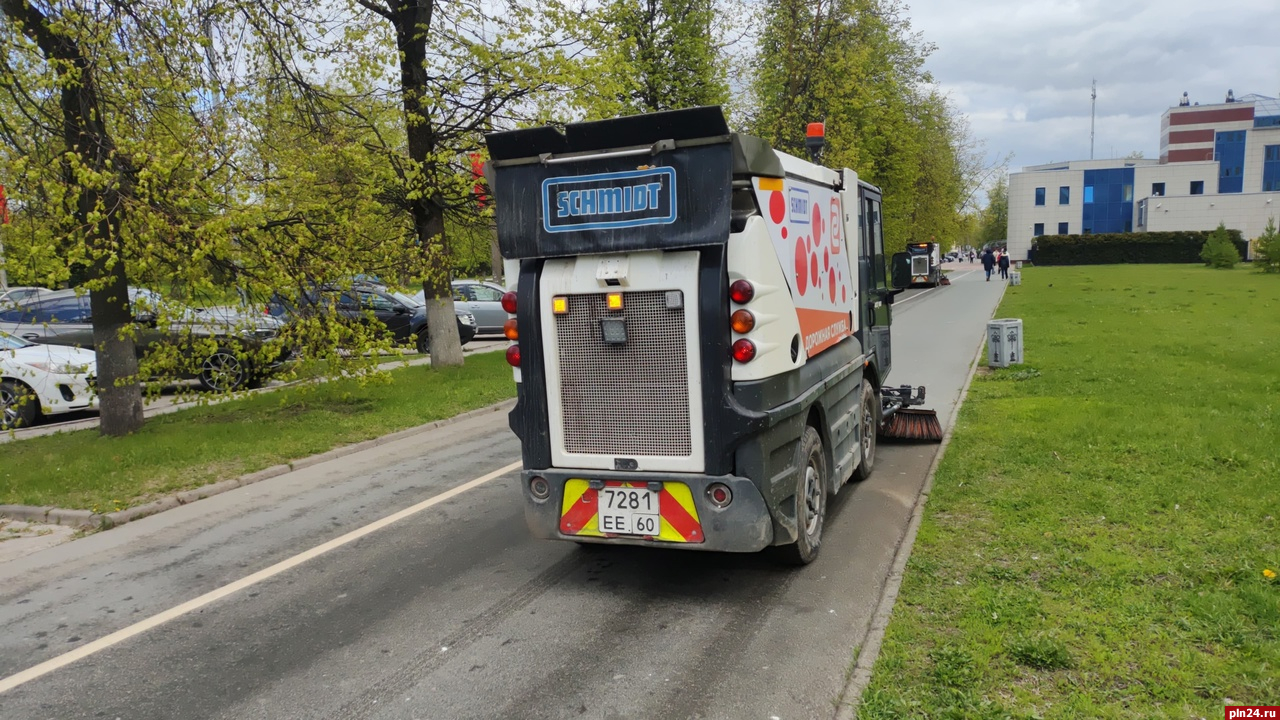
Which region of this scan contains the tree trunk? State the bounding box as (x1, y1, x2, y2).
(0, 0, 146, 435)
(489, 224, 503, 283)
(392, 0, 463, 368)
(419, 200, 464, 367)
(90, 265, 144, 435)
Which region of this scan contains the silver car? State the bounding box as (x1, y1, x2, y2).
(411, 280, 507, 337)
(0, 288, 289, 392)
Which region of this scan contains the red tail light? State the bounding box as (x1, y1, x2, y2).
(729, 279, 754, 304)
(501, 291, 518, 314)
(731, 339, 756, 363)
(505, 344, 521, 367)
(706, 482, 733, 508)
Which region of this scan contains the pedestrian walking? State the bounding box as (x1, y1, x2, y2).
(981, 248, 995, 281)
(998, 251, 1011, 280)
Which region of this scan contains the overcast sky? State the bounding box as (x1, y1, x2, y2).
(902, 0, 1280, 172)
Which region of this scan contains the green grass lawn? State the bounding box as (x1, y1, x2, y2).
(1, 351, 515, 512)
(858, 265, 1280, 719)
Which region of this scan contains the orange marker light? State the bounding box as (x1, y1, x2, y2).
(504, 318, 519, 340)
(606, 292, 623, 311)
(552, 296, 569, 314)
(731, 309, 755, 334)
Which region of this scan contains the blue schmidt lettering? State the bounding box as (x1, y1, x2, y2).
(555, 183, 664, 219)
(542, 168, 677, 233)
(789, 187, 811, 224)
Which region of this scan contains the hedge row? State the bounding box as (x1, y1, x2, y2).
(1031, 230, 1248, 265)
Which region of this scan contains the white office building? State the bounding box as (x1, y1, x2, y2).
(1007, 92, 1280, 260)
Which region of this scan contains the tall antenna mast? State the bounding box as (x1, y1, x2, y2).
(1090, 79, 1097, 160)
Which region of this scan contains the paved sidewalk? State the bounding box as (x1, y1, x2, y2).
(1, 340, 506, 443)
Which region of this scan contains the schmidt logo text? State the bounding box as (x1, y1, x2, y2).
(542, 168, 677, 233)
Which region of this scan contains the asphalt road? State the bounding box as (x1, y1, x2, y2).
(0, 269, 1004, 720)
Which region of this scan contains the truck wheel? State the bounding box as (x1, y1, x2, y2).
(852, 380, 878, 481)
(774, 425, 827, 565)
(0, 379, 39, 430)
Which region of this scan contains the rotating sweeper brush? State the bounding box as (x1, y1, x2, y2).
(879, 385, 943, 442)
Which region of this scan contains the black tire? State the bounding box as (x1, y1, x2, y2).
(852, 379, 879, 481)
(198, 347, 248, 392)
(773, 425, 827, 566)
(415, 329, 429, 354)
(0, 379, 39, 430)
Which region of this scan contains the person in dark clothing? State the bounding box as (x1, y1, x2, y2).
(998, 252, 1011, 280)
(981, 249, 996, 281)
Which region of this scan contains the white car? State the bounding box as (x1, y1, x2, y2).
(0, 330, 97, 429)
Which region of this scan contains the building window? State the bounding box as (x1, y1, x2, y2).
(1083, 186, 1094, 203)
(1058, 222, 1069, 234)
(1264, 145, 1280, 192)
(1214, 130, 1246, 193)
(1059, 186, 1070, 204)
(1190, 180, 1204, 195)
(1035, 187, 1045, 206)
(1123, 184, 1133, 202)
(1152, 182, 1165, 197)
(1033, 223, 1044, 237)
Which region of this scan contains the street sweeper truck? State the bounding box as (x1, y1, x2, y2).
(484, 106, 940, 565)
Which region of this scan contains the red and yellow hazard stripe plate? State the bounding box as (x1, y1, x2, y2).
(559, 479, 704, 543)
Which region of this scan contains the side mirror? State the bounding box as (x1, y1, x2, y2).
(134, 312, 158, 328)
(394, 304, 410, 315)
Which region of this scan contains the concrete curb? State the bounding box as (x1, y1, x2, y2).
(0, 398, 517, 531)
(832, 282, 1007, 720)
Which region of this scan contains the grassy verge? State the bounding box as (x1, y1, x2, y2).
(859, 265, 1279, 718)
(1, 351, 515, 511)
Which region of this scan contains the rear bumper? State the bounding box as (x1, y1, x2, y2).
(521, 469, 774, 552)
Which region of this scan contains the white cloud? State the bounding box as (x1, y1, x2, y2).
(904, 0, 1280, 169)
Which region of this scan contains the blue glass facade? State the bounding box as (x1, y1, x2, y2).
(1081, 168, 1134, 234)
(1264, 145, 1280, 192)
(1214, 130, 1246, 193)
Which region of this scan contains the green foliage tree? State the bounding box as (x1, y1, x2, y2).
(1201, 222, 1241, 269)
(746, 0, 974, 258)
(574, 0, 728, 118)
(978, 174, 1009, 247)
(1253, 217, 1280, 273)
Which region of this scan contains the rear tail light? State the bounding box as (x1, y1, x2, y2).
(729, 279, 754, 304)
(731, 339, 756, 363)
(504, 318, 519, 340)
(501, 291, 518, 313)
(505, 344, 521, 367)
(706, 483, 733, 508)
(730, 309, 755, 334)
(529, 476, 551, 500)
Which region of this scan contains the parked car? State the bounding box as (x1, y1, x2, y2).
(0, 286, 53, 310)
(267, 283, 476, 352)
(0, 288, 290, 392)
(413, 280, 507, 337)
(0, 329, 97, 429)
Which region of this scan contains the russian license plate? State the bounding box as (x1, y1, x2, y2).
(597, 486, 660, 535)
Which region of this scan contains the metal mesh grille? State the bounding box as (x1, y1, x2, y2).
(554, 291, 691, 457)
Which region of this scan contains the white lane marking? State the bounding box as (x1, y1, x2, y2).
(895, 270, 978, 307)
(0, 460, 524, 695)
